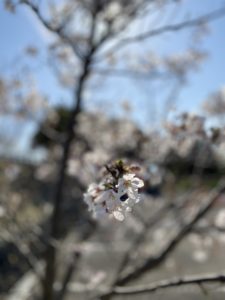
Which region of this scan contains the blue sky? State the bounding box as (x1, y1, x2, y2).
(0, 0, 225, 129)
(178, 0, 225, 112)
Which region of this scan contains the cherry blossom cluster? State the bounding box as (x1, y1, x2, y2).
(83, 160, 144, 221)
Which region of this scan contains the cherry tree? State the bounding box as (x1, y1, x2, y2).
(1, 1, 225, 300)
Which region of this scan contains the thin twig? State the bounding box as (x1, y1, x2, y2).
(112, 273, 225, 295)
(97, 6, 225, 60)
(20, 0, 83, 59)
(56, 251, 81, 300)
(0, 234, 43, 281)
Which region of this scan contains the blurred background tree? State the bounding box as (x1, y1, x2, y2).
(1, 1, 225, 300)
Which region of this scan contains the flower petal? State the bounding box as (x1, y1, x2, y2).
(123, 173, 135, 181)
(113, 210, 125, 221)
(131, 177, 144, 188)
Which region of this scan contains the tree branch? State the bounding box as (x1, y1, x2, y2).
(20, 0, 84, 60)
(115, 181, 225, 286)
(115, 202, 175, 282)
(0, 234, 43, 281)
(40, 4, 100, 299)
(97, 6, 225, 60)
(111, 273, 225, 296)
(56, 251, 80, 300)
(98, 191, 194, 299)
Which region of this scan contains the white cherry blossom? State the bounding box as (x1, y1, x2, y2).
(83, 162, 144, 221)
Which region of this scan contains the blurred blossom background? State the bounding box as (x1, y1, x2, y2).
(1, 1, 225, 300)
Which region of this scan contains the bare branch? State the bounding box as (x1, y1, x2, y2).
(115, 202, 175, 281)
(97, 6, 225, 61)
(116, 180, 225, 285)
(0, 234, 43, 281)
(98, 191, 196, 299)
(56, 251, 81, 300)
(20, 0, 84, 60)
(112, 273, 225, 296)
